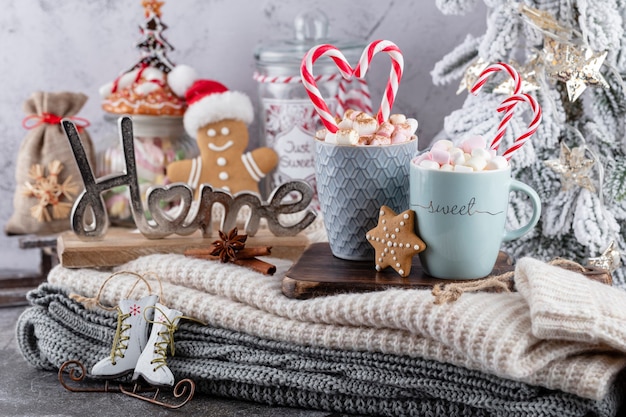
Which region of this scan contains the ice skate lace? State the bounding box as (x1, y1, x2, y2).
(110, 307, 132, 365)
(147, 306, 204, 371)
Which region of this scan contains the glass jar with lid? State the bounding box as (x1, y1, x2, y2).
(97, 113, 198, 226)
(254, 10, 365, 209)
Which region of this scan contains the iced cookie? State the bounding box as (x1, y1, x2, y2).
(366, 206, 426, 277)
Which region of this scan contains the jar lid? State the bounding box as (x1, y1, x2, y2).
(254, 10, 365, 74)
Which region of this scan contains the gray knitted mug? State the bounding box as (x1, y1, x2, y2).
(314, 139, 418, 261)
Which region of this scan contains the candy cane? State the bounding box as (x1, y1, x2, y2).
(300, 44, 352, 133)
(354, 40, 404, 125)
(470, 62, 522, 152)
(496, 93, 542, 161)
(335, 78, 373, 117)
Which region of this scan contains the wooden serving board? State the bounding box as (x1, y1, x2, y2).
(58, 227, 309, 269)
(282, 243, 514, 299)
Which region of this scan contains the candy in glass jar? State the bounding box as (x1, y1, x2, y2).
(254, 10, 366, 208)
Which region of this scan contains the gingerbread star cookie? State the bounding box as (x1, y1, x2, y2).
(366, 206, 426, 277)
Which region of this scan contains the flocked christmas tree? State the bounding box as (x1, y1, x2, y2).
(431, 1, 626, 284)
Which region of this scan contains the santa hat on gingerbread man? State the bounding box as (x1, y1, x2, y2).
(168, 65, 254, 138)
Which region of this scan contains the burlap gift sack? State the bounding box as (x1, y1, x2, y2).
(5, 91, 95, 235)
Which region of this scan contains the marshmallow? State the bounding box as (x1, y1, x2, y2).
(389, 114, 407, 125)
(449, 147, 465, 166)
(338, 118, 354, 129)
(376, 122, 395, 138)
(325, 131, 338, 144)
(315, 129, 327, 140)
(370, 135, 392, 146)
(460, 135, 487, 154)
(406, 118, 418, 135)
(431, 139, 454, 151)
(353, 113, 378, 136)
(471, 147, 492, 160)
(454, 164, 474, 172)
(485, 155, 509, 170)
(440, 163, 454, 171)
(336, 128, 360, 145)
(430, 148, 450, 166)
(465, 155, 488, 171)
(344, 109, 361, 120)
(419, 159, 441, 170)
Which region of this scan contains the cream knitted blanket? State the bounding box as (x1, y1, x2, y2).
(48, 254, 626, 400)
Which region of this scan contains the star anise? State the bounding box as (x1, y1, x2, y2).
(210, 227, 248, 263)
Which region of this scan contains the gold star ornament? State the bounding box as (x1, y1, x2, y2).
(366, 206, 426, 277)
(588, 241, 621, 273)
(545, 142, 596, 192)
(543, 37, 609, 101)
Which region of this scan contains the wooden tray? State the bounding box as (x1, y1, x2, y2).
(282, 242, 514, 299)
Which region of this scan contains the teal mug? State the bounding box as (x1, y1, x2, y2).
(409, 163, 541, 279)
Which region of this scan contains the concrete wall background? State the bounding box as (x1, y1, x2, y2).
(0, 0, 485, 270)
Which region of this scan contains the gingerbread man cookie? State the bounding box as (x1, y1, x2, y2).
(366, 206, 426, 277)
(166, 68, 278, 195)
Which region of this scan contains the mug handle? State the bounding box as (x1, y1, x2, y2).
(503, 179, 541, 242)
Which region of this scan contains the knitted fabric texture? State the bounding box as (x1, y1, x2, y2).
(16, 284, 623, 417)
(46, 254, 626, 400)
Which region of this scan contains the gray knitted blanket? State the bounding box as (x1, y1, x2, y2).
(16, 284, 623, 417)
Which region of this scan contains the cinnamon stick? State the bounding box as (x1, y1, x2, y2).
(232, 258, 276, 275)
(184, 253, 276, 275)
(184, 246, 272, 259)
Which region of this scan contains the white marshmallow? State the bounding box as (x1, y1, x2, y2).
(389, 114, 407, 125)
(465, 155, 488, 171)
(471, 147, 492, 161)
(485, 155, 509, 170)
(432, 139, 454, 151)
(440, 163, 454, 171)
(353, 114, 378, 136)
(454, 164, 474, 172)
(419, 159, 441, 170)
(336, 128, 360, 145)
(450, 148, 466, 166)
(325, 131, 338, 144)
(338, 118, 354, 129)
(406, 118, 418, 135)
(315, 129, 327, 140)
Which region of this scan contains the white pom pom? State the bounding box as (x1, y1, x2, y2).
(167, 64, 197, 97)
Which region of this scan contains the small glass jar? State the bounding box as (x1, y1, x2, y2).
(254, 10, 364, 209)
(97, 113, 198, 226)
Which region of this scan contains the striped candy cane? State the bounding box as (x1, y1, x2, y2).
(497, 93, 542, 161)
(335, 78, 373, 117)
(300, 44, 352, 133)
(470, 62, 522, 152)
(354, 40, 404, 125)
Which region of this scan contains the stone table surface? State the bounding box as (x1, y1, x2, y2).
(0, 305, 359, 417)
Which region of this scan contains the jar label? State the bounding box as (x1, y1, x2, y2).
(262, 98, 335, 209)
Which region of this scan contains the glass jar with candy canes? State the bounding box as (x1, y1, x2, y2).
(253, 10, 366, 207)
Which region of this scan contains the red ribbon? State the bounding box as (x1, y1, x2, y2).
(22, 112, 90, 130)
